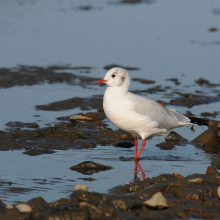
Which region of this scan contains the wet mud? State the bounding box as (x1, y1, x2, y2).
(1, 65, 220, 219)
(0, 66, 96, 89)
(2, 167, 220, 219)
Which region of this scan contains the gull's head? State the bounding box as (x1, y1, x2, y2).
(94, 67, 130, 87)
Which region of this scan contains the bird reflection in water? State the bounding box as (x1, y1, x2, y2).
(134, 160, 146, 179)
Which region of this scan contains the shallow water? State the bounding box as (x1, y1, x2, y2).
(0, 141, 213, 204)
(0, 0, 220, 205)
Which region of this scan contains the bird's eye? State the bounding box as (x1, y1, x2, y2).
(112, 74, 116, 78)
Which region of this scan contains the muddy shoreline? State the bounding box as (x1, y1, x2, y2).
(0, 66, 220, 219)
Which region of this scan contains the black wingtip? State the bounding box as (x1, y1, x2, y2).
(188, 116, 209, 126)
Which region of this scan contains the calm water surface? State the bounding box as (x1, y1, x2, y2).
(0, 0, 220, 204)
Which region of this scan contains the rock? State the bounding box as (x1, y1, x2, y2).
(188, 177, 203, 183)
(73, 139, 97, 149)
(201, 111, 218, 118)
(27, 197, 50, 219)
(135, 182, 168, 198)
(143, 192, 169, 209)
(70, 191, 103, 204)
(192, 122, 220, 154)
(103, 64, 139, 71)
(50, 198, 78, 209)
(173, 188, 185, 199)
(80, 203, 106, 220)
(23, 148, 56, 156)
(96, 138, 121, 145)
(206, 166, 220, 176)
(44, 208, 89, 220)
(170, 93, 220, 108)
(69, 114, 93, 120)
(5, 121, 39, 128)
(166, 78, 180, 85)
(173, 172, 184, 178)
(84, 112, 106, 120)
(165, 131, 188, 145)
(0, 207, 32, 220)
(74, 184, 88, 191)
(70, 161, 113, 175)
(6, 205, 14, 209)
(97, 200, 121, 219)
(211, 157, 220, 170)
(218, 186, 220, 198)
(184, 188, 204, 200)
(132, 78, 155, 84)
(196, 77, 210, 85)
(113, 141, 134, 148)
(15, 203, 32, 213)
(156, 142, 174, 150)
(110, 198, 143, 211)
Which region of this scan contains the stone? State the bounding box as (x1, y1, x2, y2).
(143, 192, 169, 209)
(73, 139, 97, 149)
(156, 142, 174, 150)
(211, 157, 220, 170)
(74, 184, 88, 191)
(217, 186, 220, 198)
(165, 131, 188, 145)
(192, 122, 220, 154)
(69, 114, 93, 120)
(135, 182, 168, 198)
(173, 172, 184, 178)
(23, 148, 56, 156)
(6, 205, 14, 209)
(70, 161, 113, 175)
(27, 197, 50, 219)
(44, 208, 89, 220)
(114, 141, 134, 148)
(206, 166, 220, 175)
(188, 177, 203, 183)
(173, 188, 185, 199)
(15, 203, 32, 213)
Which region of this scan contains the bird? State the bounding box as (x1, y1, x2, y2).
(94, 67, 209, 160)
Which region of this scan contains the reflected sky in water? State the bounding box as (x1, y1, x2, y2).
(0, 0, 220, 205)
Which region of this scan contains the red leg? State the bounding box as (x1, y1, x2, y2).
(134, 140, 146, 160)
(135, 138, 138, 157)
(134, 160, 138, 178)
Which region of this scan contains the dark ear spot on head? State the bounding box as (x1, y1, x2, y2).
(121, 76, 125, 82)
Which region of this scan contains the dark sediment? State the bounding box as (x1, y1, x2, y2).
(1, 65, 220, 219)
(2, 167, 220, 219)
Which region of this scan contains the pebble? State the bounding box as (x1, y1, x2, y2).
(74, 184, 88, 191)
(15, 203, 32, 212)
(6, 205, 14, 209)
(217, 186, 220, 198)
(211, 157, 220, 170)
(173, 172, 184, 178)
(165, 131, 188, 145)
(69, 114, 93, 120)
(156, 142, 174, 150)
(188, 177, 203, 183)
(73, 139, 97, 149)
(143, 192, 169, 209)
(70, 161, 113, 175)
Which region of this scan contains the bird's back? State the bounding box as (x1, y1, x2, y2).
(127, 92, 191, 130)
(103, 88, 191, 139)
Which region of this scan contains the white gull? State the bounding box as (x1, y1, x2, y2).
(94, 67, 197, 160)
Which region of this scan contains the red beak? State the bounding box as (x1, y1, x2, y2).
(93, 79, 108, 85)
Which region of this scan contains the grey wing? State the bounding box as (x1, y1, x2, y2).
(127, 93, 191, 129)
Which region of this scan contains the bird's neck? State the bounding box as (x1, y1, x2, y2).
(104, 85, 129, 101)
